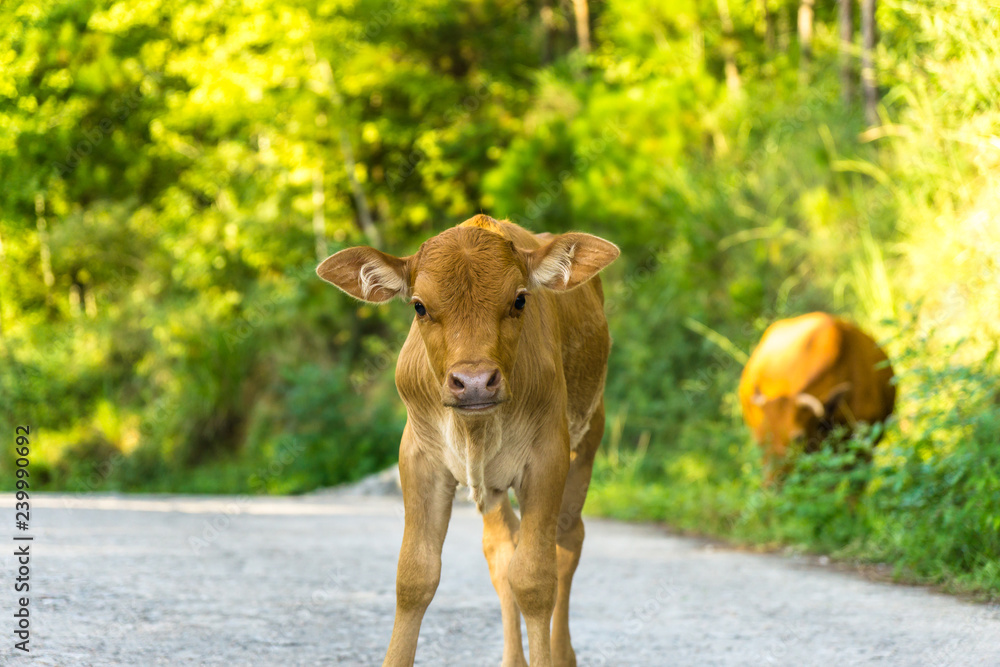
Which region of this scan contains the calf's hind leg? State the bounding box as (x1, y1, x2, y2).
(552, 404, 604, 667)
(482, 495, 528, 667)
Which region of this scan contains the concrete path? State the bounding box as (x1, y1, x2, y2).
(1, 493, 997, 666)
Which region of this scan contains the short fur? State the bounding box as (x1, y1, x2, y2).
(738, 312, 896, 483)
(317, 214, 619, 666)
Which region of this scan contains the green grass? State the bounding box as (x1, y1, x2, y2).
(586, 337, 1000, 602)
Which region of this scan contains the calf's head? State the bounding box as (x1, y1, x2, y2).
(317, 216, 618, 414)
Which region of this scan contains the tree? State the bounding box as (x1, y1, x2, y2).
(718, 0, 742, 94)
(573, 0, 591, 54)
(312, 56, 381, 249)
(540, 0, 556, 64)
(861, 0, 878, 124)
(839, 0, 855, 104)
(0, 227, 5, 339)
(760, 0, 776, 52)
(798, 0, 815, 80)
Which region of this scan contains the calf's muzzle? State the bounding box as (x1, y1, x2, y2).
(445, 362, 505, 411)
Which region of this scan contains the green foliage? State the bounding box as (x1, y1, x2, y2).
(1, 0, 998, 599)
(588, 321, 1000, 599)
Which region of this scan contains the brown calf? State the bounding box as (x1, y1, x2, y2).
(738, 312, 895, 482)
(318, 215, 619, 666)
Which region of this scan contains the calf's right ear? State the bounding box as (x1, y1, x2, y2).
(316, 247, 411, 303)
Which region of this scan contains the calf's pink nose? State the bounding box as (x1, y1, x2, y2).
(447, 366, 501, 403)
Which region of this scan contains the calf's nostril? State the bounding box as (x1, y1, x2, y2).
(446, 366, 503, 403)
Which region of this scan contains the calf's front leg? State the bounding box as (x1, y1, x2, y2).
(509, 432, 570, 667)
(384, 427, 455, 667)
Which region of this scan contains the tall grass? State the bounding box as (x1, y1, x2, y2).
(587, 0, 1000, 600)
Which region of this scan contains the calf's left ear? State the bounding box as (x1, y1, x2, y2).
(526, 232, 620, 291)
(316, 247, 411, 303)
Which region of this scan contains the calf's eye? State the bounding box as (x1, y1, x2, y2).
(514, 293, 526, 310)
(414, 301, 426, 317)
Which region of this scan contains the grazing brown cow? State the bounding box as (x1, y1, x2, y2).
(738, 312, 895, 482)
(317, 215, 618, 667)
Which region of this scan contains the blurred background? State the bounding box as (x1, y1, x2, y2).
(0, 1, 997, 597)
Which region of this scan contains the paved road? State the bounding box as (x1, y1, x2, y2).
(1, 492, 998, 666)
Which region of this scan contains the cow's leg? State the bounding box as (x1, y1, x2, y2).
(509, 432, 569, 667)
(384, 427, 455, 667)
(482, 495, 527, 667)
(552, 404, 604, 667)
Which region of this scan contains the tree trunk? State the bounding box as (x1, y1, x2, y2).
(572, 0, 590, 54)
(85, 287, 96, 318)
(798, 0, 815, 80)
(312, 167, 328, 261)
(338, 128, 381, 249)
(540, 0, 555, 64)
(312, 54, 383, 249)
(861, 0, 878, 125)
(69, 283, 82, 317)
(761, 0, 776, 52)
(35, 194, 54, 306)
(718, 0, 742, 93)
(839, 0, 855, 105)
(778, 3, 791, 52)
(692, 12, 705, 68)
(0, 228, 5, 339)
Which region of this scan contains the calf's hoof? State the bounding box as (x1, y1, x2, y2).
(552, 648, 576, 667)
(500, 654, 529, 667)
